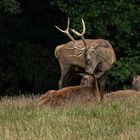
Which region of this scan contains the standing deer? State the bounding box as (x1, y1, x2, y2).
(55, 18, 116, 99)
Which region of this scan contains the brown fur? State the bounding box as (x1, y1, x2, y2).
(38, 75, 100, 107)
(132, 75, 140, 91)
(54, 44, 64, 58)
(55, 39, 116, 72)
(104, 90, 140, 101)
(39, 86, 95, 106)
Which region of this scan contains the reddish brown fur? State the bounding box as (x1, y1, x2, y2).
(39, 90, 56, 102)
(104, 90, 140, 101)
(39, 89, 140, 106)
(38, 75, 100, 107)
(39, 86, 100, 107)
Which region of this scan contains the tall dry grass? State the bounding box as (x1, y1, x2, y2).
(0, 92, 140, 140)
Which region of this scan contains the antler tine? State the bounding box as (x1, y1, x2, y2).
(71, 18, 85, 36)
(67, 17, 70, 31)
(55, 18, 70, 33)
(70, 51, 85, 57)
(55, 18, 76, 42)
(71, 18, 87, 48)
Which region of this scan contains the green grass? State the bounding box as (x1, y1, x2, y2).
(0, 95, 140, 140)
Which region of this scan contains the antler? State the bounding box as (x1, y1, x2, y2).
(55, 18, 85, 51)
(55, 18, 75, 43)
(71, 18, 87, 49)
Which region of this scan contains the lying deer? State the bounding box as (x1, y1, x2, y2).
(38, 74, 100, 107)
(132, 75, 140, 91)
(105, 90, 140, 99)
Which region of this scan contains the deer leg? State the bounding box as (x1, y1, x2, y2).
(59, 66, 70, 89)
(90, 76, 101, 103)
(97, 72, 108, 100)
(94, 78, 101, 103)
(59, 74, 67, 89)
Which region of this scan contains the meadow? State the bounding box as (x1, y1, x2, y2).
(0, 91, 140, 140)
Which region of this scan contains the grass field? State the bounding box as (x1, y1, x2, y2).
(0, 91, 140, 140)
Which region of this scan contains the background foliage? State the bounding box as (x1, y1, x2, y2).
(0, 0, 140, 95)
(0, 0, 20, 14)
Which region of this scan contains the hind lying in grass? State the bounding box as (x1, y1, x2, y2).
(105, 90, 140, 101)
(38, 74, 100, 107)
(38, 74, 140, 107)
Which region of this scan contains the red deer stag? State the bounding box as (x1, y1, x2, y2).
(55, 18, 116, 99)
(38, 74, 100, 107)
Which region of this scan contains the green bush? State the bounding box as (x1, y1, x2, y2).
(0, 0, 20, 14)
(0, 39, 60, 95)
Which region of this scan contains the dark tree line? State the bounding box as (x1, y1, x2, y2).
(0, 0, 140, 96)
